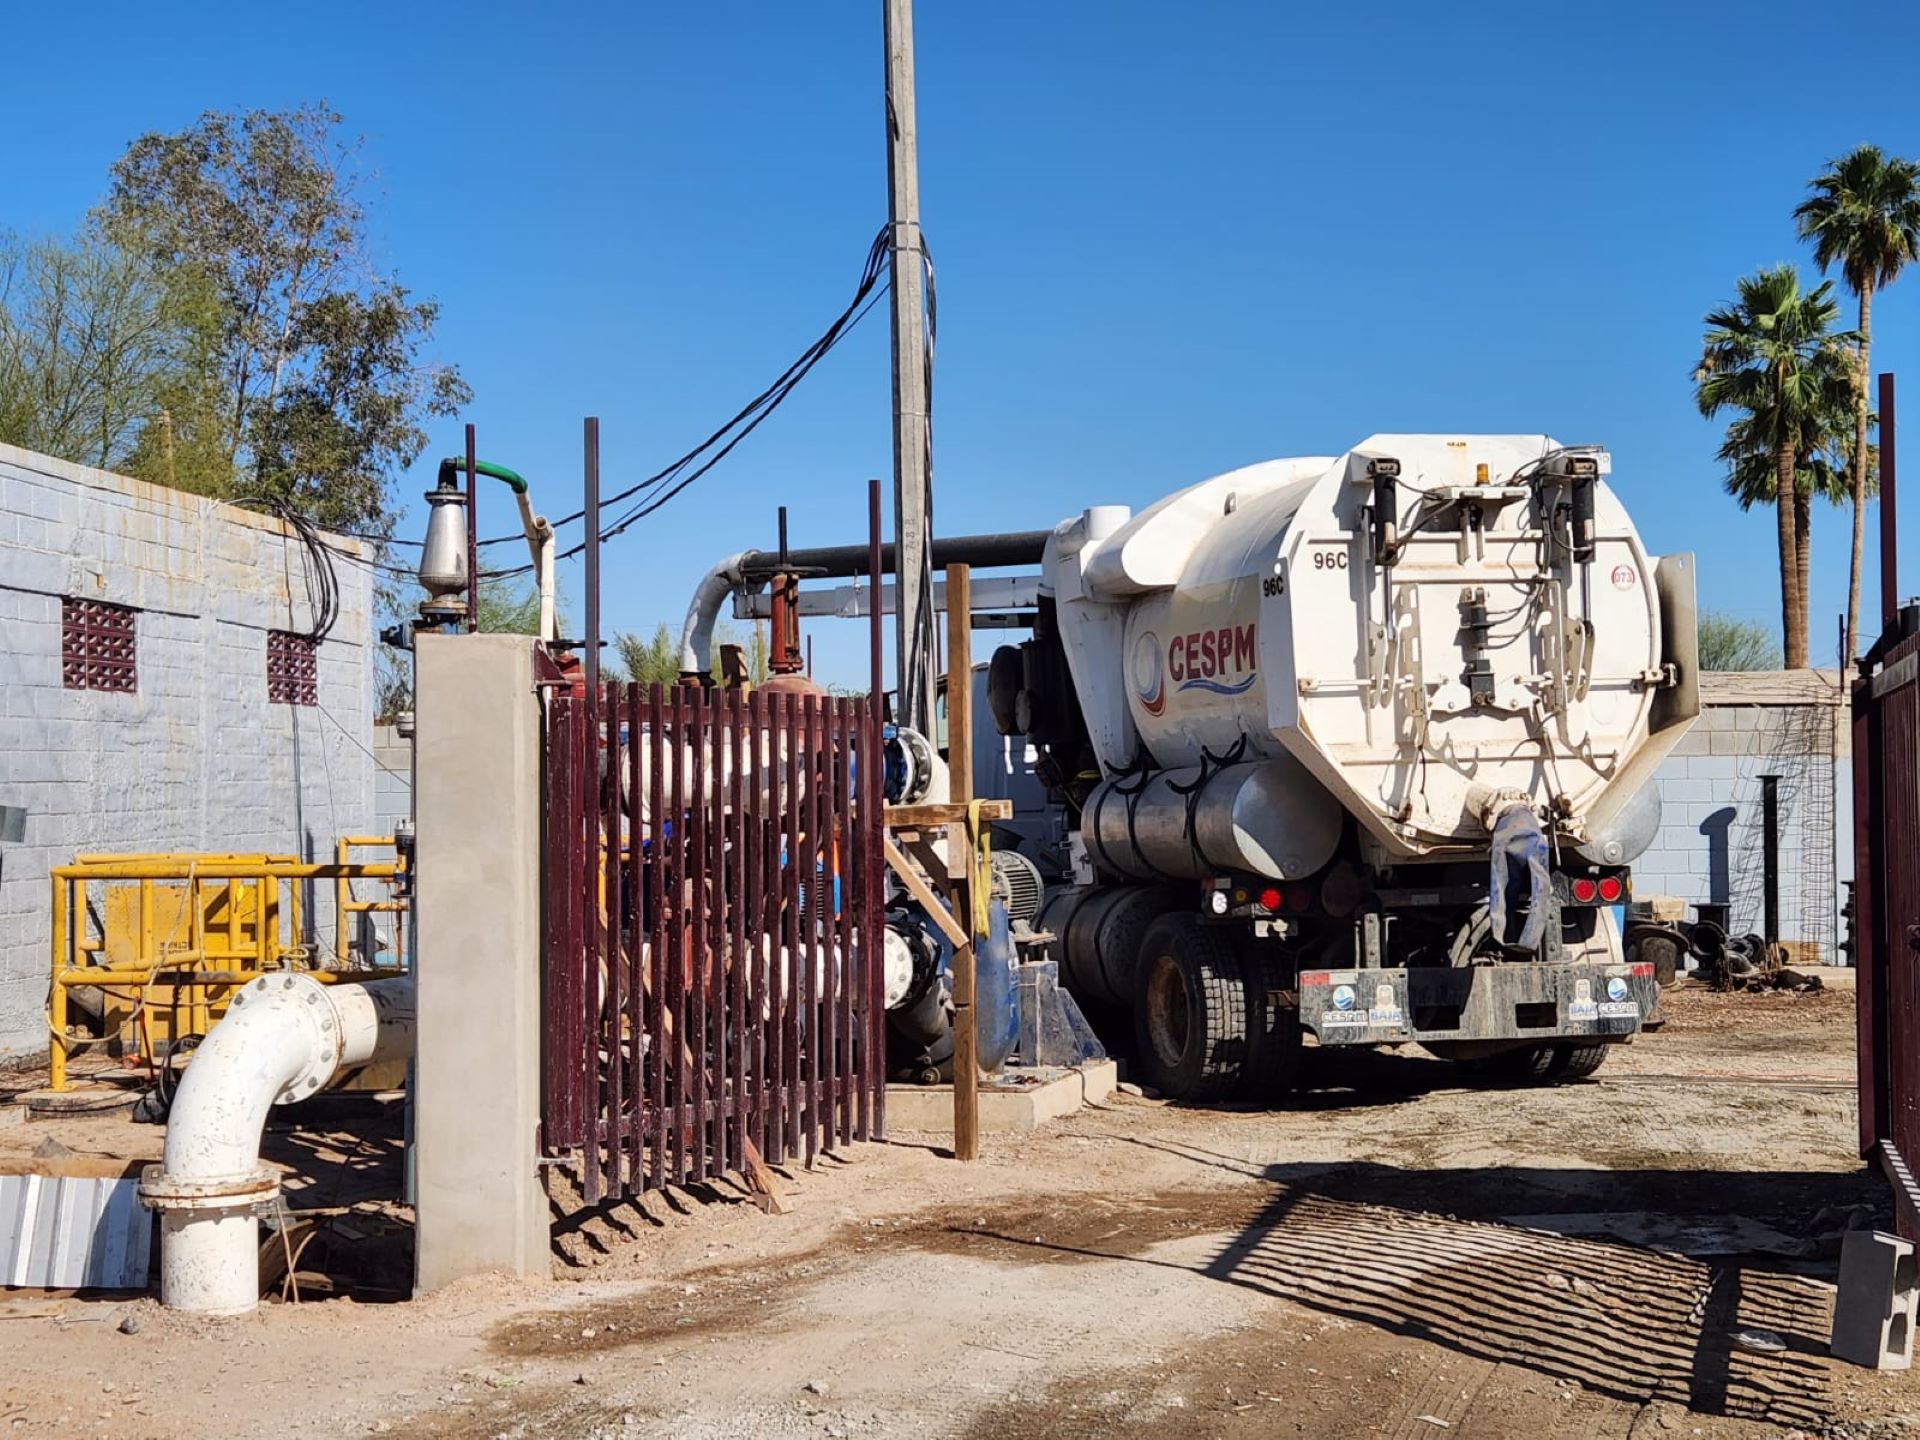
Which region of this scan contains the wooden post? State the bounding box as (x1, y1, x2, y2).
(944, 564, 978, 1160)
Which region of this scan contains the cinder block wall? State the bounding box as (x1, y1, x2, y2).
(0, 443, 377, 1055)
(373, 723, 412, 837)
(1631, 672, 1851, 955)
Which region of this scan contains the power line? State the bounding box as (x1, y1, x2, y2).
(366, 225, 894, 570)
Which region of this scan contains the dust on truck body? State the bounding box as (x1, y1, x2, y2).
(998, 435, 1700, 1100)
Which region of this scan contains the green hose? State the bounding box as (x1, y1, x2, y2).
(435, 456, 528, 494)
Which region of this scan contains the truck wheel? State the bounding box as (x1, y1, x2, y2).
(1236, 942, 1302, 1101)
(1548, 1042, 1610, 1080)
(1131, 914, 1248, 1102)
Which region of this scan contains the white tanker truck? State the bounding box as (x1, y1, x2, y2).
(991, 434, 1699, 1100)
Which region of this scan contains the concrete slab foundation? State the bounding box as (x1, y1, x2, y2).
(885, 1061, 1116, 1134)
(1831, 1229, 1919, 1370)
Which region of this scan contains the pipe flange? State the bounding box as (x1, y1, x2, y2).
(226, 973, 344, 1104)
(138, 1164, 281, 1213)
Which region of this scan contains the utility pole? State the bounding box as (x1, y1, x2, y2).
(884, 0, 937, 735)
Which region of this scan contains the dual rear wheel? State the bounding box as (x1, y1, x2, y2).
(1130, 914, 1299, 1102)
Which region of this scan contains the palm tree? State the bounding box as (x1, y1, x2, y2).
(1717, 352, 1858, 647)
(1695, 265, 1855, 667)
(1794, 145, 1920, 660)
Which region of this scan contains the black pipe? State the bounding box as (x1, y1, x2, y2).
(737, 530, 1051, 581)
(1760, 774, 1780, 945)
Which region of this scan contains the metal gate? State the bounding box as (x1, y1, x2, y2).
(541, 683, 887, 1203)
(1854, 632, 1920, 1238)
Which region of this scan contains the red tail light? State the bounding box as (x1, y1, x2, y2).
(1571, 877, 1599, 904)
(1285, 883, 1313, 912)
(1258, 887, 1282, 912)
(1596, 875, 1624, 903)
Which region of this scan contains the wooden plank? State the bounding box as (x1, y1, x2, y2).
(883, 839, 968, 948)
(945, 564, 979, 1164)
(885, 800, 1011, 828)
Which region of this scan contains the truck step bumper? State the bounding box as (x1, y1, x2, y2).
(1298, 961, 1656, 1046)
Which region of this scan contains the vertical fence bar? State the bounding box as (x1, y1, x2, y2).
(763, 691, 785, 1166)
(836, 702, 852, 1149)
(869, 694, 887, 1138)
(626, 683, 645, 1194)
(647, 685, 668, 1191)
(709, 690, 731, 1178)
(603, 684, 624, 1191)
(783, 693, 804, 1162)
(689, 688, 710, 1185)
(729, 691, 749, 1177)
(804, 694, 824, 1165)
(748, 690, 770, 1167)
(667, 686, 688, 1187)
(540, 696, 564, 1145)
(580, 690, 602, 1203)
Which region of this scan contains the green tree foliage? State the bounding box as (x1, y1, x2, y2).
(1795, 145, 1920, 659)
(103, 103, 469, 533)
(614, 620, 770, 688)
(1694, 265, 1856, 668)
(1697, 611, 1782, 671)
(0, 232, 175, 468)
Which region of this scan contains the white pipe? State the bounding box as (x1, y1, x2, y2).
(678, 552, 750, 676)
(138, 972, 416, 1316)
(514, 492, 558, 645)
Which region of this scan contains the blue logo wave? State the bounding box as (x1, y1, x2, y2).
(1177, 674, 1257, 697)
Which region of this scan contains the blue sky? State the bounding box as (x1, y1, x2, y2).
(6, 1, 1920, 682)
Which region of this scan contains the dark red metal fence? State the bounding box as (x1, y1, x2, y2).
(1854, 632, 1920, 1239)
(541, 684, 887, 1203)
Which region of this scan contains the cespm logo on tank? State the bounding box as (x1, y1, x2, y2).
(1132, 624, 1257, 716)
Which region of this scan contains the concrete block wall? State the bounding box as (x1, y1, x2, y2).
(373, 723, 413, 837)
(1631, 694, 1851, 955)
(0, 443, 377, 1055)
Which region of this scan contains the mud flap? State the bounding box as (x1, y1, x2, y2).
(1299, 962, 1656, 1046)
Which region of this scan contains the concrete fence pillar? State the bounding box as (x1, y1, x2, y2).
(412, 634, 547, 1292)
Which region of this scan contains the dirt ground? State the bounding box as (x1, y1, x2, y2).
(4, 976, 1915, 1440)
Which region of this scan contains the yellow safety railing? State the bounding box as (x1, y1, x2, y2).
(48, 853, 407, 1092)
(335, 836, 410, 967)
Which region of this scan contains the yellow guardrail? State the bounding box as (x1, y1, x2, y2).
(48, 852, 408, 1092)
(336, 836, 409, 967)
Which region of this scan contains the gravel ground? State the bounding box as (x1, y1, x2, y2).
(3, 976, 1914, 1440)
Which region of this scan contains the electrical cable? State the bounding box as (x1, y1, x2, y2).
(406, 224, 898, 576)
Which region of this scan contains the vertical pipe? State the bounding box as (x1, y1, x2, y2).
(465, 423, 479, 633)
(584, 418, 601, 701)
(626, 684, 645, 1192)
(647, 686, 668, 1191)
(867, 480, 885, 715)
(603, 683, 624, 1192)
(1882, 372, 1900, 636)
(50, 876, 68, 1091)
(1761, 773, 1781, 946)
(945, 564, 978, 1162)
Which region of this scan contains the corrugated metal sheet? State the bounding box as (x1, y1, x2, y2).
(1, 1172, 153, 1290)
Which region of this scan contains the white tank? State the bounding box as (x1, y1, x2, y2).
(1047, 436, 1699, 866)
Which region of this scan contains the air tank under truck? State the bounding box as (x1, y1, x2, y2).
(998, 434, 1700, 1101)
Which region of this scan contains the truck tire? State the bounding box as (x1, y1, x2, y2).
(1236, 941, 1302, 1101)
(1547, 1042, 1610, 1080)
(1131, 914, 1248, 1102)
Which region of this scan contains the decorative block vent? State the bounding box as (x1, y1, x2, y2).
(267, 630, 319, 706)
(61, 598, 138, 693)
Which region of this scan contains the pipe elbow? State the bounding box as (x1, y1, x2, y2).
(678, 553, 751, 675)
